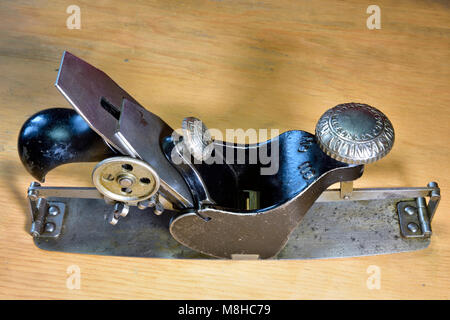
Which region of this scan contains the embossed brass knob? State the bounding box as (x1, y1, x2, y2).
(315, 103, 395, 164)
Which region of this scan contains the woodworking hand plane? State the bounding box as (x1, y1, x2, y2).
(17, 52, 441, 259)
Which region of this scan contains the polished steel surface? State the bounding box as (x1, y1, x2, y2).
(278, 198, 430, 259)
(32, 196, 429, 259)
(55, 51, 194, 208)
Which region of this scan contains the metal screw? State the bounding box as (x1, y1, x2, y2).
(137, 200, 150, 210)
(428, 181, 438, 188)
(28, 182, 41, 201)
(109, 202, 130, 225)
(154, 202, 164, 215)
(109, 213, 119, 225)
(148, 194, 158, 208)
(30, 222, 40, 237)
(118, 177, 134, 188)
(48, 206, 60, 216)
(44, 223, 55, 233)
(404, 206, 417, 216)
(114, 202, 129, 217)
(28, 190, 38, 201)
(407, 222, 419, 233)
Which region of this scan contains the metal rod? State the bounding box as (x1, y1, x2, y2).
(416, 197, 432, 236)
(28, 186, 103, 199)
(28, 184, 440, 205)
(317, 186, 437, 202)
(340, 181, 353, 199)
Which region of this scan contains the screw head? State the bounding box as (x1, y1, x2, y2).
(114, 202, 129, 217)
(154, 203, 164, 215)
(109, 212, 119, 225)
(428, 181, 438, 188)
(44, 223, 55, 233)
(118, 177, 134, 188)
(137, 200, 149, 210)
(30, 222, 40, 237)
(148, 194, 158, 208)
(48, 206, 60, 216)
(28, 190, 38, 201)
(407, 222, 419, 233)
(404, 206, 417, 216)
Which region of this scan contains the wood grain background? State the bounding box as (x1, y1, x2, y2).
(0, 0, 449, 299)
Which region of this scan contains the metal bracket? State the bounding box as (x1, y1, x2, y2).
(29, 197, 66, 238)
(398, 198, 432, 238)
(396, 182, 440, 238)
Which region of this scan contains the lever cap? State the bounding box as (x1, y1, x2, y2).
(315, 103, 395, 164)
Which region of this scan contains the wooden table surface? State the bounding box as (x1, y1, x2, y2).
(0, 0, 449, 299)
